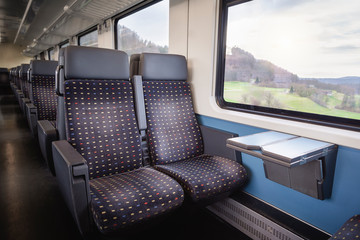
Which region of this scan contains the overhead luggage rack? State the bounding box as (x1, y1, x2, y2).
(227, 131, 338, 200)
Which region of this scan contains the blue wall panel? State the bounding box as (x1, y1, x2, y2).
(197, 114, 360, 234)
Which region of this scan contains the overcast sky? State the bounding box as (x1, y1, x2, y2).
(117, 0, 169, 47)
(227, 0, 360, 78)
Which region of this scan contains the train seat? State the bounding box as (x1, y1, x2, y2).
(329, 214, 360, 240)
(25, 60, 58, 137)
(14, 66, 23, 103)
(52, 46, 184, 236)
(9, 67, 16, 93)
(138, 53, 248, 204)
(19, 64, 30, 114)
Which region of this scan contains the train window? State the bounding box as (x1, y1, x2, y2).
(115, 0, 169, 56)
(78, 28, 98, 47)
(48, 48, 55, 60)
(217, 0, 360, 131)
(39, 52, 45, 60)
(59, 41, 69, 48)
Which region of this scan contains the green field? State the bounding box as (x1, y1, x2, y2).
(224, 81, 360, 120)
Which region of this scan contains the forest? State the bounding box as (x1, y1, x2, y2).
(116, 25, 168, 56)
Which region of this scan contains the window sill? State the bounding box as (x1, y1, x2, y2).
(200, 97, 360, 150)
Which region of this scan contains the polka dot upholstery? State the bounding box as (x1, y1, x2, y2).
(65, 80, 143, 179)
(31, 75, 57, 121)
(143, 80, 247, 202)
(330, 215, 360, 240)
(155, 154, 247, 202)
(90, 167, 184, 234)
(143, 81, 204, 165)
(64, 78, 184, 234)
(21, 73, 30, 99)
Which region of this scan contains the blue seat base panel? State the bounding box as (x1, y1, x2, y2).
(155, 154, 247, 202)
(90, 167, 184, 234)
(330, 215, 360, 240)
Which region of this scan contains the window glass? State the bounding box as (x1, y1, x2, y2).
(60, 42, 69, 48)
(219, 0, 360, 129)
(116, 0, 169, 56)
(79, 29, 98, 47)
(48, 48, 55, 60)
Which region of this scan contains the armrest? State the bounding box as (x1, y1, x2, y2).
(25, 103, 37, 137)
(37, 120, 58, 175)
(52, 140, 92, 236)
(200, 125, 241, 163)
(20, 98, 31, 115)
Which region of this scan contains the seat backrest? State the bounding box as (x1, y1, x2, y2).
(140, 53, 204, 165)
(29, 60, 58, 121)
(59, 46, 142, 179)
(20, 64, 30, 97)
(15, 66, 21, 88)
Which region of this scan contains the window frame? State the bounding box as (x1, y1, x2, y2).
(113, 0, 166, 51)
(47, 47, 55, 60)
(59, 40, 69, 48)
(77, 26, 98, 47)
(215, 0, 360, 132)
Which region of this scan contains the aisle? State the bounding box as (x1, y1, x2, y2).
(0, 93, 82, 240)
(0, 92, 250, 240)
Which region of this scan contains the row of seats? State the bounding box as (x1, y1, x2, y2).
(0, 67, 10, 94)
(10, 46, 248, 237)
(9, 61, 58, 137)
(8, 46, 358, 239)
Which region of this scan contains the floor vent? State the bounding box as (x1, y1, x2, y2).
(207, 198, 304, 240)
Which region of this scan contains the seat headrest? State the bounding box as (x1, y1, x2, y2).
(63, 46, 129, 80)
(140, 53, 187, 81)
(31, 60, 58, 76)
(20, 64, 30, 74)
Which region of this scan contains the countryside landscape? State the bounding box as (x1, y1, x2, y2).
(224, 47, 360, 120)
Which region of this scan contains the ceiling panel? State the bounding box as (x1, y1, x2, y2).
(22, 0, 144, 56)
(1, 0, 145, 56)
(0, 0, 28, 44)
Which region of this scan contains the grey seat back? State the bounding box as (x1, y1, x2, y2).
(20, 64, 30, 98)
(29, 60, 58, 121)
(139, 53, 204, 165)
(58, 46, 143, 179)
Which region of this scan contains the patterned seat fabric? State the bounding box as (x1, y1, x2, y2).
(144, 81, 204, 165)
(65, 80, 143, 178)
(20, 64, 30, 98)
(65, 79, 184, 233)
(155, 154, 247, 202)
(90, 167, 184, 233)
(142, 66, 247, 202)
(329, 215, 360, 240)
(32, 74, 57, 121)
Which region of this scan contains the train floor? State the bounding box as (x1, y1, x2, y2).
(0, 90, 251, 240)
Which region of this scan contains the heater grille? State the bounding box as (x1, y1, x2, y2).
(207, 198, 303, 240)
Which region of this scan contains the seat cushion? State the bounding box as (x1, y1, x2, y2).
(155, 154, 247, 202)
(329, 215, 360, 240)
(89, 167, 184, 234)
